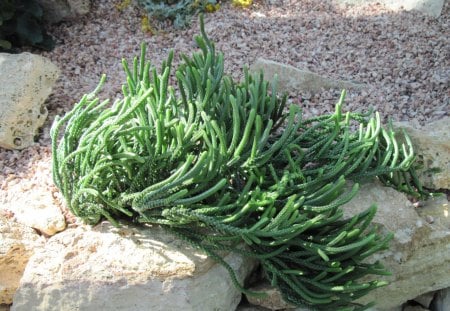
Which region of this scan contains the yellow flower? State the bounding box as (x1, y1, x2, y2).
(205, 3, 221, 12)
(141, 15, 154, 34)
(232, 0, 253, 8)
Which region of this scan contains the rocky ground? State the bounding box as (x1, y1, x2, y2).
(1, 1, 449, 309)
(1, 0, 449, 230)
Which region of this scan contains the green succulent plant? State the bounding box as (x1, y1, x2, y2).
(138, 0, 218, 28)
(0, 0, 54, 52)
(51, 16, 427, 310)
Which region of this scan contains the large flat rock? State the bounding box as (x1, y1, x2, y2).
(11, 222, 256, 311)
(250, 58, 363, 94)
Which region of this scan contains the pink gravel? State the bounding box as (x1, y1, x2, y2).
(1, 0, 448, 214)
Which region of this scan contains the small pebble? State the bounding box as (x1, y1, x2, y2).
(413, 201, 424, 208)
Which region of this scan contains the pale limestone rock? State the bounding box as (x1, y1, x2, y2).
(245, 282, 297, 310)
(0, 304, 11, 311)
(342, 181, 450, 309)
(413, 291, 436, 309)
(0, 216, 44, 304)
(0, 190, 66, 236)
(11, 222, 256, 311)
(37, 0, 91, 23)
(402, 306, 430, 311)
(382, 0, 444, 18)
(235, 303, 272, 311)
(395, 118, 450, 190)
(432, 287, 450, 311)
(416, 196, 449, 230)
(0, 53, 59, 150)
(250, 59, 363, 94)
(333, 0, 444, 18)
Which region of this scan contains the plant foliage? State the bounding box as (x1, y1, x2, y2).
(0, 0, 54, 52)
(138, 0, 219, 29)
(51, 16, 427, 310)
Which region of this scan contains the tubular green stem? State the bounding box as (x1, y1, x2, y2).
(51, 16, 431, 311)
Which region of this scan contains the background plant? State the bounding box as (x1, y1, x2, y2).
(0, 0, 54, 52)
(137, 0, 219, 29)
(51, 16, 428, 310)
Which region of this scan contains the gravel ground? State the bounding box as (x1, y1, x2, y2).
(0, 0, 449, 219)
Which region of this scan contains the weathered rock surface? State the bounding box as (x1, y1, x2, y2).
(0, 190, 66, 236)
(37, 0, 91, 23)
(250, 59, 363, 94)
(395, 117, 450, 190)
(402, 306, 430, 311)
(0, 304, 11, 311)
(11, 222, 256, 311)
(0, 216, 44, 304)
(245, 282, 297, 310)
(342, 181, 450, 310)
(334, 0, 445, 17)
(413, 291, 436, 309)
(236, 304, 272, 311)
(416, 196, 449, 230)
(431, 287, 450, 311)
(0, 53, 59, 150)
(245, 182, 450, 310)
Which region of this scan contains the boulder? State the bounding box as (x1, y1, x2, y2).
(250, 58, 363, 95)
(245, 181, 450, 310)
(431, 287, 450, 311)
(412, 291, 436, 309)
(342, 181, 450, 310)
(37, 0, 91, 23)
(0, 216, 44, 304)
(11, 222, 257, 311)
(395, 117, 450, 190)
(0, 53, 59, 150)
(0, 190, 66, 236)
(333, 0, 445, 18)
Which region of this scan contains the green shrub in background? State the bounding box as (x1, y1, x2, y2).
(0, 0, 54, 52)
(51, 15, 429, 310)
(137, 0, 219, 29)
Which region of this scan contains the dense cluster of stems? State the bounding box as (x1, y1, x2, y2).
(51, 16, 426, 310)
